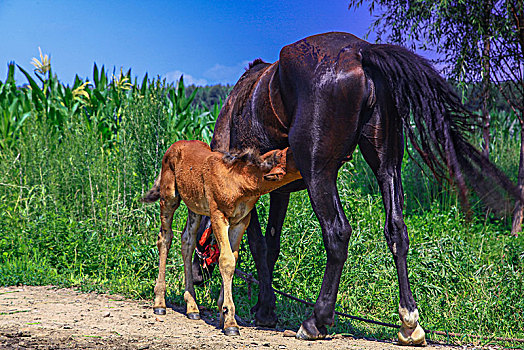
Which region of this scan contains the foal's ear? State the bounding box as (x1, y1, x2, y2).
(263, 167, 285, 181)
(262, 148, 289, 181)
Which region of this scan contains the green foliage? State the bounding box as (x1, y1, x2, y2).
(349, 0, 522, 83)
(186, 83, 232, 109)
(0, 62, 222, 151)
(167, 77, 218, 143)
(0, 63, 31, 150)
(349, 0, 524, 234)
(0, 61, 523, 347)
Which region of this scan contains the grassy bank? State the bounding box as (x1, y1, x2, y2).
(0, 63, 522, 347)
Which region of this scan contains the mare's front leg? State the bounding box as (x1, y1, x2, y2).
(293, 170, 350, 340)
(249, 192, 290, 327)
(153, 196, 180, 315)
(181, 210, 203, 319)
(359, 112, 426, 346)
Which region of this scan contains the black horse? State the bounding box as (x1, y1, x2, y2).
(187, 32, 518, 345)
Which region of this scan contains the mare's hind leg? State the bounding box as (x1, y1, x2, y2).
(288, 127, 357, 339)
(153, 196, 180, 315)
(181, 210, 203, 319)
(359, 116, 426, 346)
(292, 171, 351, 340)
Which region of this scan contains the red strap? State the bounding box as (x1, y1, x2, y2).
(199, 227, 212, 247)
(199, 226, 220, 268)
(204, 244, 220, 266)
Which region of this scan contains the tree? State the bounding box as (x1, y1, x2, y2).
(349, 0, 524, 234)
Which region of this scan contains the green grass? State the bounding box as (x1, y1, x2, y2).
(0, 62, 523, 348)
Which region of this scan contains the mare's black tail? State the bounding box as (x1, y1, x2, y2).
(360, 43, 519, 213)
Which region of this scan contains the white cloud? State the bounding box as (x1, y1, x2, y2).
(202, 60, 251, 84)
(164, 59, 264, 86)
(163, 70, 208, 86)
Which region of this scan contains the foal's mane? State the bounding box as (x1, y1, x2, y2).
(221, 148, 279, 172)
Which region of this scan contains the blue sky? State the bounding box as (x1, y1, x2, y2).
(0, 0, 376, 86)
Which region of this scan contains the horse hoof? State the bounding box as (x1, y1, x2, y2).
(153, 307, 166, 315)
(187, 312, 200, 320)
(254, 309, 278, 328)
(223, 327, 240, 336)
(398, 323, 427, 346)
(255, 316, 277, 328)
(295, 326, 310, 340)
(295, 325, 326, 341)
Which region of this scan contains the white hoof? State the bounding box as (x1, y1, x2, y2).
(398, 305, 426, 346)
(295, 325, 326, 340)
(398, 322, 427, 346)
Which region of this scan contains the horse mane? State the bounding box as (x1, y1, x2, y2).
(247, 58, 267, 70)
(222, 148, 279, 173)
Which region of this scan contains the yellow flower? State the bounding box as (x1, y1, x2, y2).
(31, 47, 51, 75)
(112, 68, 132, 90)
(72, 82, 91, 100)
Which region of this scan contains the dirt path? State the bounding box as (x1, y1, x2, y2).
(0, 286, 456, 350)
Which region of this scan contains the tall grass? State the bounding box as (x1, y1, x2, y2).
(0, 61, 522, 347)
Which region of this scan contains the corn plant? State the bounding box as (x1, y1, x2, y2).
(0, 63, 31, 150)
(1, 52, 223, 153)
(166, 76, 217, 143)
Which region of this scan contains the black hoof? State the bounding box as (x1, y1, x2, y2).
(254, 310, 278, 328)
(153, 307, 166, 315)
(187, 312, 200, 320)
(223, 327, 240, 336)
(255, 318, 277, 328)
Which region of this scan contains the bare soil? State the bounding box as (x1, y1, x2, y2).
(0, 286, 456, 350)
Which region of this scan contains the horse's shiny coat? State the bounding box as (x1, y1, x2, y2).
(208, 32, 426, 343)
(142, 140, 300, 335)
(191, 31, 519, 345)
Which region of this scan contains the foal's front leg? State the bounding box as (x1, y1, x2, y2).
(221, 212, 252, 321)
(181, 210, 203, 319)
(212, 211, 250, 336)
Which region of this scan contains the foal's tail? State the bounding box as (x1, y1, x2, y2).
(360, 43, 520, 213)
(141, 173, 162, 203)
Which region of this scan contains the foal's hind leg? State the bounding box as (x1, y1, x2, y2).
(181, 210, 203, 319)
(153, 196, 180, 315)
(359, 117, 426, 346)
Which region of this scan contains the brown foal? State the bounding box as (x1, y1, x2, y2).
(141, 140, 300, 336)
